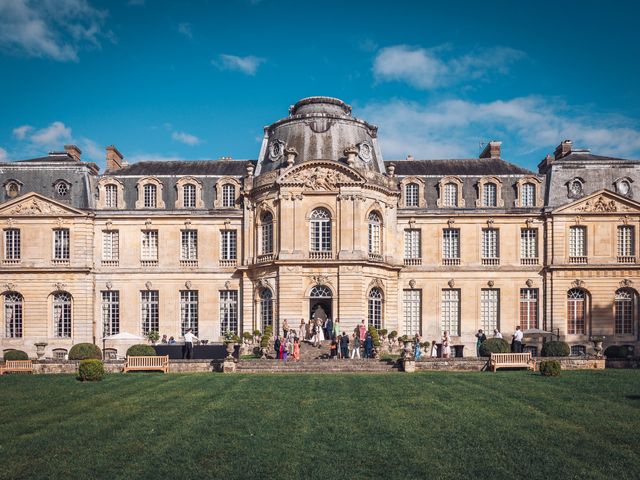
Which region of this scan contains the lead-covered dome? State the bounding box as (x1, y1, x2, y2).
(255, 97, 385, 175)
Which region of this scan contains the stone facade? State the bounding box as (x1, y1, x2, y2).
(2, 98, 640, 359)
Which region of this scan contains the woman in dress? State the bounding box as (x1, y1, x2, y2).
(414, 334, 422, 360)
(442, 331, 451, 358)
(283, 319, 290, 339)
(293, 337, 300, 362)
(430, 340, 438, 358)
(317, 318, 325, 343)
(299, 318, 306, 341)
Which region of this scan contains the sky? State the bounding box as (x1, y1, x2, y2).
(0, 0, 639, 172)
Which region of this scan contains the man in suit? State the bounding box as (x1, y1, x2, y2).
(340, 331, 349, 359)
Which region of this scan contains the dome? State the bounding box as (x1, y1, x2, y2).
(256, 97, 384, 176)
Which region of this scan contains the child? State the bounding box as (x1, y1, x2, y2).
(430, 340, 438, 358)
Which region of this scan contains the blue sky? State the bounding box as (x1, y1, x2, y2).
(1, 0, 639, 171)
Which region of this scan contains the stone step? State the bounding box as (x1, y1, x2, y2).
(236, 358, 401, 373)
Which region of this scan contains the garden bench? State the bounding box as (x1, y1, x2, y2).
(123, 355, 169, 373)
(0, 360, 34, 375)
(489, 352, 535, 372)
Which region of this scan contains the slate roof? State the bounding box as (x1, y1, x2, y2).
(107, 160, 254, 176)
(555, 153, 639, 164)
(386, 159, 534, 176)
(15, 153, 78, 163)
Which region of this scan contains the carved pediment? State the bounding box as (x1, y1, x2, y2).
(277, 162, 364, 191)
(0, 192, 86, 217)
(553, 190, 640, 215)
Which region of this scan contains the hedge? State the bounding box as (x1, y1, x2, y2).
(68, 343, 102, 360)
(479, 338, 510, 357)
(126, 344, 157, 357)
(78, 359, 105, 381)
(541, 341, 570, 357)
(3, 349, 29, 361)
(604, 345, 634, 358)
(539, 360, 561, 377)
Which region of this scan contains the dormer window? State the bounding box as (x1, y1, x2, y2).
(4, 180, 22, 199)
(54, 180, 71, 198)
(97, 178, 125, 210)
(214, 178, 241, 209)
(105, 184, 117, 208)
(222, 184, 235, 208)
(482, 183, 497, 207)
(400, 177, 425, 208)
(477, 177, 504, 208)
(615, 178, 633, 198)
(567, 178, 584, 199)
(183, 184, 196, 208)
(405, 183, 419, 207)
(444, 183, 458, 207)
(515, 176, 542, 208)
(144, 184, 157, 208)
(437, 176, 465, 208)
(135, 178, 165, 209)
(175, 177, 204, 209)
(521, 183, 535, 207)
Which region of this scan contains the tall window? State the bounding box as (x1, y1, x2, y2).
(220, 290, 238, 335)
(441, 289, 460, 336)
(102, 230, 119, 261)
(617, 226, 635, 259)
(141, 230, 158, 260)
(310, 208, 331, 252)
(569, 226, 587, 258)
(221, 230, 237, 260)
(105, 184, 118, 208)
(4, 292, 23, 338)
(567, 289, 586, 335)
(443, 229, 460, 262)
(143, 184, 157, 208)
(482, 182, 497, 207)
(53, 292, 72, 338)
(405, 183, 419, 207)
(4, 229, 20, 260)
(53, 229, 70, 260)
(480, 289, 499, 332)
(183, 184, 196, 208)
(615, 289, 634, 335)
(368, 288, 383, 330)
(404, 229, 421, 259)
(259, 289, 273, 332)
(180, 290, 198, 335)
(141, 290, 159, 334)
(482, 229, 499, 262)
(519, 289, 538, 330)
(181, 230, 198, 260)
(443, 183, 458, 207)
(402, 289, 421, 336)
(368, 212, 382, 255)
(222, 184, 235, 208)
(521, 183, 536, 207)
(261, 212, 274, 255)
(520, 229, 538, 260)
(101, 290, 120, 336)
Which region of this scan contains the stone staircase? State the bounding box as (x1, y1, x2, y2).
(236, 340, 402, 373)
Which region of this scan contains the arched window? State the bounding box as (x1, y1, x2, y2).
(53, 292, 72, 338)
(4, 292, 23, 338)
(443, 183, 458, 207)
(54, 180, 70, 197)
(143, 184, 157, 208)
(405, 183, 419, 207)
(368, 211, 382, 256)
(259, 289, 273, 332)
(6, 181, 21, 199)
(615, 289, 635, 335)
(521, 183, 536, 207)
(222, 184, 235, 208)
(183, 184, 196, 209)
(482, 182, 497, 207)
(310, 285, 332, 298)
(261, 212, 274, 255)
(310, 208, 331, 253)
(105, 184, 118, 208)
(567, 289, 586, 335)
(368, 288, 383, 330)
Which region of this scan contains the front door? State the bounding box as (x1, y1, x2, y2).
(310, 299, 332, 322)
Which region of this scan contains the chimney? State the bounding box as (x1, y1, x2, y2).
(479, 141, 501, 159)
(64, 144, 82, 162)
(106, 145, 124, 172)
(554, 139, 572, 160)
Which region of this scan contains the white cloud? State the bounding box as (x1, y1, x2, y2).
(78, 137, 104, 162)
(0, 147, 8, 161)
(177, 22, 192, 39)
(359, 97, 640, 162)
(127, 0, 145, 5)
(373, 44, 525, 89)
(213, 54, 265, 76)
(12, 125, 33, 139)
(0, 0, 109, 62)
(171, 131, 201, 146)
(30, 121, 72, 145)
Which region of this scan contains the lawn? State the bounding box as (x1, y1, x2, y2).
(1, 370, 639, 480)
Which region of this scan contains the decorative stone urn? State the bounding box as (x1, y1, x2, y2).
(592, 340, 604, 358)
(403, 341, 413, 360)
(34, 342, 47, 361)
(224, 342, 235, 360)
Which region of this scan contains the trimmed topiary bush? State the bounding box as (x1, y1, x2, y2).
(479, 338, 510, 357)
(126, 344, 156, 357)
(368, 326, 381, 347)
(541, 341, 570, 357)
(604, 345, 634, 358)
(3, 349, 29, 361)
(78, 359, 105, 381)
(68, 343, 102, 360)
(539, 360, 561, 377)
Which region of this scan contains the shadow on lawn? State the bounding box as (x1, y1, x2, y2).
(626, 394, 640, 400)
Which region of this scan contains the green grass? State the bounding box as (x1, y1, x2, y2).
(1, 370, 639, 480)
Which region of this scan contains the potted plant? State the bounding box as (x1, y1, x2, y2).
(145, 330, 160, 345)
(223, 331, 240, 359)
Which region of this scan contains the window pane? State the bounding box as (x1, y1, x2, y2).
(141, 290, 159, 334)
(144, 184, 157, 208)
(615, 289, 634, 334)
(483, 183, 497, 207)
(221, 230, 237, 260)
(368, 288, 383, 329)
(441, 289, 460, 336)
(4, 229, 20, 260)
(617, 226, 634, 257)
(442, 229, 460, 259)
(569, 227, 586, 257)
(181, 230, 198, 260)
(53, 292, 72, 338)
(220, 290, 238, 335)
(180, 290, 199, 335)
(54, 229, 70, 260)
(4, 293, 23, 338)
(519, 289, 538, 330)
(404, 229, 421, 259)
(520, 229, 537, 259)
(482, 229, 499, 259)
(402, 289, 421, 336)
(102, 290, 120, 336)
(443, 183, 457, 207)
(405, 183, 419, 207)
(522, 183, 535, 207)
(480, 289, 499, 332)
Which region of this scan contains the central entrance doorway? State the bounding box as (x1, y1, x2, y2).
(309, 285, 332, 322)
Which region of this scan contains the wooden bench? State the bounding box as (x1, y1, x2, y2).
(0, 360, 34, 375)
(489, 352, 536, 372)
(123, 355, 169, 373)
